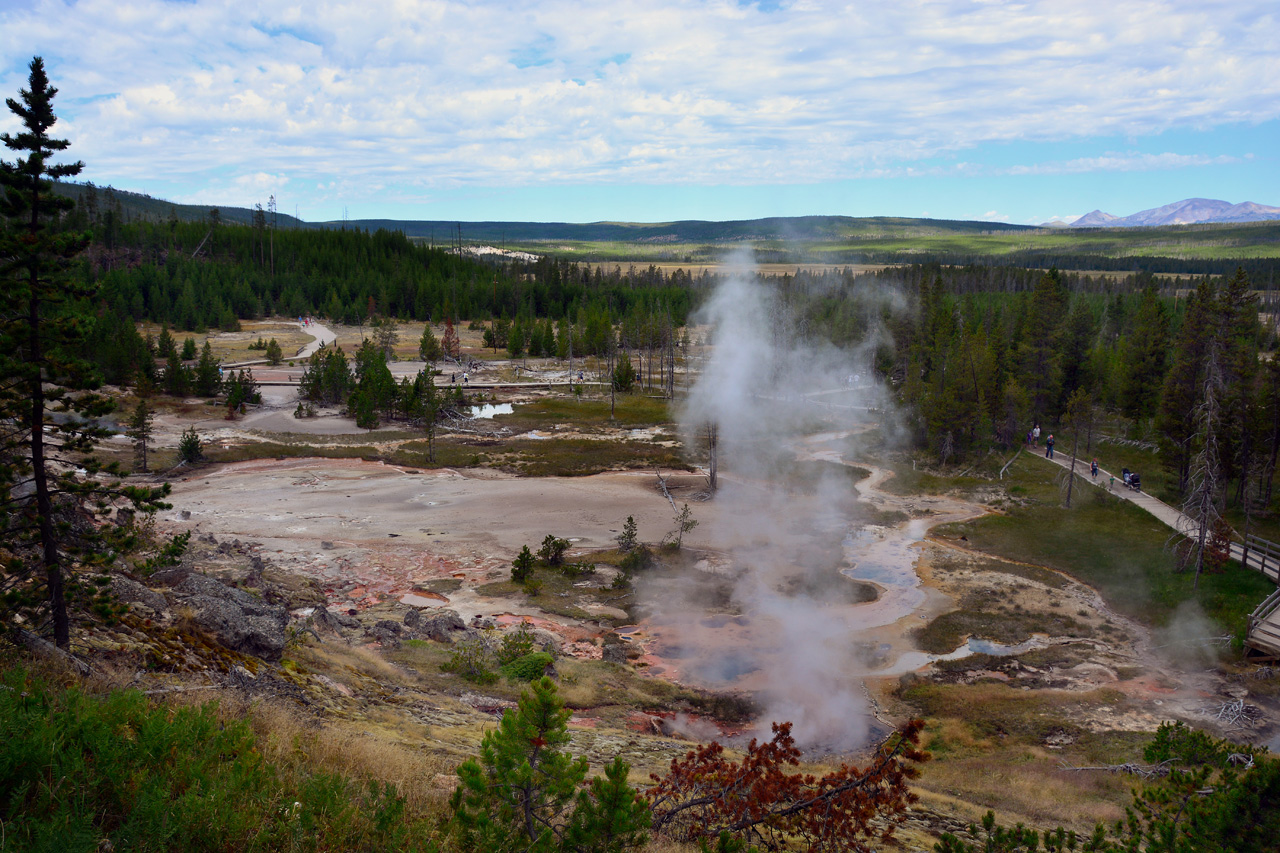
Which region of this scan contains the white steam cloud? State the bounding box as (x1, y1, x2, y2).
(642, 251, 902, 752)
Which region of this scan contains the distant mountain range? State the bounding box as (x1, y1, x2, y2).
(1045, 198, 1280, 229)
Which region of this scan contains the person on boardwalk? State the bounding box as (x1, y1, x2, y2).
(1045, 434, 1055, 459)
(1032, 425, 1041, 447)
(1091, 458, 1099, 480)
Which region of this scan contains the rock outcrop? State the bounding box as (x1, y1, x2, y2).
(170, 574, 288, 661)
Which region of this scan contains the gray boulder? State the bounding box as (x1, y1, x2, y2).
(422, 609, 467, 642)
(333, 610, 361, 629)
(532, 629, 562, 656)
(111, 575, 169, 616)
(171, 574, 288, 661)
(368, 620, 403, 649)
(403, 608, 421, 629)
(602, 642, 629, 664)
(312, 607, 349, 635)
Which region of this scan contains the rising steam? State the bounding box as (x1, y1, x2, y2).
(644, 251, 902, 752)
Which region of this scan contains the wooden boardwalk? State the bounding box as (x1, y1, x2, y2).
(1033, 451, 1280, 659)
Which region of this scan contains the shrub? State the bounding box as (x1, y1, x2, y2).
(620, 546, 654, 573)
(442, 634, 497, 684)
(560, 560, 595, 579)
(500, 651, 554, 682)
(538, 534, 570, 566)
(496, 623, 539, 666)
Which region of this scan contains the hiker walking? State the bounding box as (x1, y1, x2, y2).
(1045, 434, 1055, 459)
(1032, 425, 1041, 447)
(1091, 459, 1099, 479)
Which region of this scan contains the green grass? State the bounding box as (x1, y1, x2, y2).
(493, 394, 673, 430)
(0, 665, 439, 853)
(498, 437, 689, 477)
(936, 458, 1274, 634)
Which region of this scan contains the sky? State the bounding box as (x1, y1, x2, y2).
(2, 0, 1278, 226)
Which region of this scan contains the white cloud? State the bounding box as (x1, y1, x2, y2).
(1, 0, 1276, 210)
(1004, 152, 1241, 176)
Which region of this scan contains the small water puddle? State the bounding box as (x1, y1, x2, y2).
(400, 592, 449, 607)
(470, 403, 513, 419)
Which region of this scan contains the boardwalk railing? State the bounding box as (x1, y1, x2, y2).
(1247, 588, 1280, 658)
(1243, 534, 1280, 583)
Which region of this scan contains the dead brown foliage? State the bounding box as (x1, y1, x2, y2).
(647, 719, 928, 852)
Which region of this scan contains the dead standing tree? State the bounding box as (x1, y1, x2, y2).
(705, 422, 718, 494)
(1063, 388, 1093, 508)
(1176, 338, 1225, 589)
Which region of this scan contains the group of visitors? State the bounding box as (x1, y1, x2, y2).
(1026, 424, 1056, 458)
(1028, 421, 1105, 482)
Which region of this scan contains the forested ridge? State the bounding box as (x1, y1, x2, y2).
(32, 178, 1280, 518)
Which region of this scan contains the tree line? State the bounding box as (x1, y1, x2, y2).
(68, 214, 699, 332)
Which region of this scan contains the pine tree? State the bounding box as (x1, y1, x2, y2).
(125, 399, 155, 473)
(418, 325, 442, 362)
(1118, 284, 1169, 421)
(156, 326, 176, 358)
(0, 57, 169, 647)
(616, 516, 638, 552)
(193, 341, 221, 397)
(450, 677, 649, 853)
(163, 350, 190, 396)
(409, 368, 440, 461)
(350, 339, 396, 428)
(1158, 282, 1216, 492)
(1018, 269, 1066, 423)
(441, 317, 461, 359)
(298, 344, 352, 405)
(511, 546, 535, 583)
(177, 426, 203, 464)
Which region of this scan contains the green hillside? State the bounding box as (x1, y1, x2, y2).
(49, 181, 1280, 275)
(53, 182, 307, 229)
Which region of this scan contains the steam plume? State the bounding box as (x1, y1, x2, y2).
(646, 251, 900, 751)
